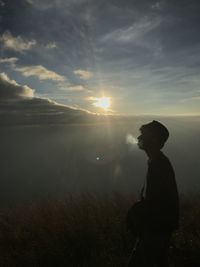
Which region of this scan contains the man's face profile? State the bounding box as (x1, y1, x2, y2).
(137, 131, 153, 150)
(137, 134, 144, 149)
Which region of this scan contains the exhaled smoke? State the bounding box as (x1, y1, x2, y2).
(126, 134, 137, 145)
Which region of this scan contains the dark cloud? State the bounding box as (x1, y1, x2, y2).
(0, 73, 91, 126)
(0, 72, 34, 99)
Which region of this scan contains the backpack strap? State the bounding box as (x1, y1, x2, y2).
(140, 179, 146, 201)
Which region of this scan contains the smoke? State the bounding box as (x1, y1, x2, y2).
(126, 134, 138, 146)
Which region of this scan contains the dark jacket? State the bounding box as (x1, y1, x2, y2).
(141, 151, 179, 232)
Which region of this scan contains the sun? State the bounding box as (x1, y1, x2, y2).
(93, 97, 111, 110)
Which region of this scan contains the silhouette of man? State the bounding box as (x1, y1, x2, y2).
(128, 120, 179, 267)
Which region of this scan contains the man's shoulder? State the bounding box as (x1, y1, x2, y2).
(150, 151, 169, 164)
(158, 152, 171, 164)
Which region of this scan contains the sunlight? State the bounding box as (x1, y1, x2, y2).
(93, 97, 111, 110)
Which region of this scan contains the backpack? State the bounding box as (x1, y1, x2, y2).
(126, 200, 146, 235)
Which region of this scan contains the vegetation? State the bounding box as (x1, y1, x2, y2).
(0, 193, 199, 266)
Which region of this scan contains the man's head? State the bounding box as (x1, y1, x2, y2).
(137, 120, 169, 151)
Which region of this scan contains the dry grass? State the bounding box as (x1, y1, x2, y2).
(0, 193, 199, 266)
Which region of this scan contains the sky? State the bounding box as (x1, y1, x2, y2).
(0, 0, 200, 115)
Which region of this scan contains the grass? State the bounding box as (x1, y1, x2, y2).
(0, 193, 199, 266)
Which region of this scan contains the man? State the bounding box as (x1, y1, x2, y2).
(128, 120, 179, 267)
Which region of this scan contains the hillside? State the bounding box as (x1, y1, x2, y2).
(0, 193, 199, 266)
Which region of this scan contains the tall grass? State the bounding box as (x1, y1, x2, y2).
(0, 193, 199, 266)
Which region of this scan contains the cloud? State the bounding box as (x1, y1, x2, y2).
(2, 58, 66, 83)
(0, 72, 34, 99)
(45, 42, 57, 49)
(74, 69, 93, 80)
(86, 96, 98, 101)
(25, 0, 54, 9)
(0, 0, 5, 7)
(0, 72, 93, 126)
(100, 16, 162, 45)
(180, 96, 200, 103)
(25, 0, 87, 9)
(14, 65, 65, 81)
(26, 0, 33, 4)
(151, 2, 163, 10)
(68, 85, 88, 92)
(0, 31, 36, 52)
(0, 57, 19, 64)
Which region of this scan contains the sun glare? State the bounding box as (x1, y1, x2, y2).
(93, 97, 111, 110)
